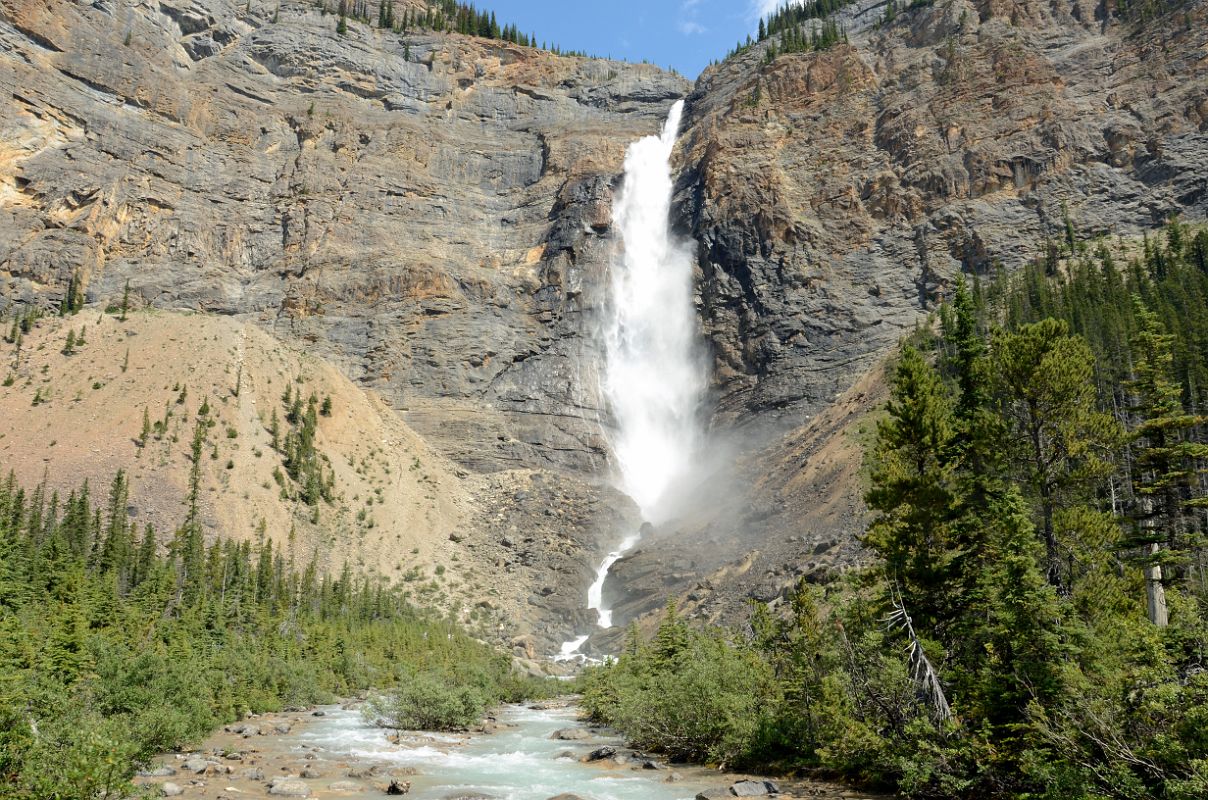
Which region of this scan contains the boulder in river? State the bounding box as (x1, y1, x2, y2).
(583, 745, 616, 762)
(181, 757, 213, 774)
(384, 779, 411, 795)
(549, 727, 590, 741)
(695, 791, 732, 800)
(730, 780, 780, 796)
(160, 783, 184, 797)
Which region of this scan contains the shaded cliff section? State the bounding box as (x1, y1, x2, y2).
(603, 0, 1208, 636)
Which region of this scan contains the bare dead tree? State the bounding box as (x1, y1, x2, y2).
(885, 583, 953, 724)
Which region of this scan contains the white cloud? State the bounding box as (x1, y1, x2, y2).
(678, 0, 707, 36)
(748, 0, 804, 25)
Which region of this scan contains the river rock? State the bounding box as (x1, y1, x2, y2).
(383, 780, 410, 795)
(267, 777, 312, 797)
(583, 746, 617, 762)
(695, 791, 732, 800)
(329, 781, 364, 792)
(226, 723, 258, 737)
(138, 766, 177, 777)
(299, 766, 322, 779)
(730, 779, 780, 796)
(181, 757, 213, 774)
(549, 728, 590, 741)
(160, 783, 184, 797)
(242, 768, 265, 781)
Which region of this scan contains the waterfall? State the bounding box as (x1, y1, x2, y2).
(557, 99, 705, 659)
(601, 99, 703, 521)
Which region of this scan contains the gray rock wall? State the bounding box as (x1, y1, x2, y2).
(0, 0, 689, 477)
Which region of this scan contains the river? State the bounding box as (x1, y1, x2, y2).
(294, 703, 720, 799)
(137, 700, 852, 800)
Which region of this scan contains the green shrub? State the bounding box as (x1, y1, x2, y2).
(581, 608, 775, 766)
(366, 672, 489, 731)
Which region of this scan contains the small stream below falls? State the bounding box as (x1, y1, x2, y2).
(137, 701, 889, 800)
(294, 704, 716, 799)
(138, 702, 753, 800)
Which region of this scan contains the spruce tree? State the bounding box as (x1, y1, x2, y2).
(865, 346, 961, 627)
(1126, 301, 1208, 625)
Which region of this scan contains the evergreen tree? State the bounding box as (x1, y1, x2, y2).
(1126, 301, 1208, 625)
(865, 346, 961, 627)
(993, 318, 1120, 591)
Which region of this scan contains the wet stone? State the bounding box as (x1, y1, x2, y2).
(138, 766, 177, 777)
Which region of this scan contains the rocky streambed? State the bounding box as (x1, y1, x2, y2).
(133, 700, 890, 800)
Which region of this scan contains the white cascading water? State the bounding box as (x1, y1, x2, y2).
(558, 100, 705, 659)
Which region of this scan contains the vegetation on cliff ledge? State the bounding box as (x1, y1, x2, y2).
(582, 220, 1208, 800)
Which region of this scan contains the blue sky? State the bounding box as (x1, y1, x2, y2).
(483, 1, 785, 78)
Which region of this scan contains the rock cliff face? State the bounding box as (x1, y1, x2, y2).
(3, 0, 1208, 653)
(609, 0, 1208, 632)
(680, 0, 1208, 432)
(0, 0, 683, 653)
(0, 0, 687, 475)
